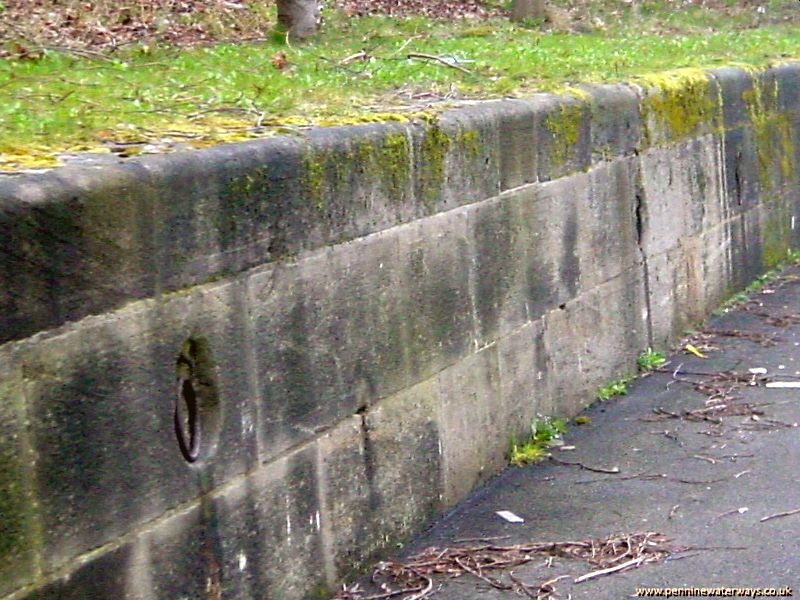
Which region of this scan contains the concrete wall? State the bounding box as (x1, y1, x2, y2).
(1, 64, 799, 599)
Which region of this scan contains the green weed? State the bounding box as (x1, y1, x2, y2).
(637, 348, 666, 372)
(508, 416, 567, 466)
(714, 247, 800, 315)
(596, 378, 632, 401)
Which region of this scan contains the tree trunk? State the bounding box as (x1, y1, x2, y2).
(511, 0, 546, 22)
(276, 0, 320, 39)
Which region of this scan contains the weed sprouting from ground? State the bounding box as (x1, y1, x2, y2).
(596, 378, 633, 401)
(713, 248, 800, 315)
(637, 348, 666, 372)
(508, 416, 567, 466)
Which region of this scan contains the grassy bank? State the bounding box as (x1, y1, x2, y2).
(1, 1, 799, 170)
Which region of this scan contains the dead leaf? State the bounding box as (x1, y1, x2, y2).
(271, 51, 288, 71)
(684, 344, 707, 358)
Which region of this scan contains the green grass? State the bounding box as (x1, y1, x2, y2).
(508, 416, 567, 466)
(637, 348, 666, 372)
(2, 3, 800, 169)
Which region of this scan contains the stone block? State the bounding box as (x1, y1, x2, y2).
(646, 242, 708, 347)
(587, 84, 641, 161)
(132, 443, 327, 600)
(535, 94, 592, 182)
(303, 123, 416, 242)
(496, 99, 540, 191)
(20, 279, 257, 569)
(0, 163, 157, 344)
(362, 379, 443, 544)
(436, 104, 502, 213)
(248, 236, 405, 462)
(318, 385, 442, 580)
(394, 210, 477, 381)
(469, 180, 586, 344)
(543, 266, 648, 416)
(497, 319, 551, 437)
(144, 137, 308, 285)
(578, 159, 640, 290)
(315, 417, 373, 580)
(773, 63, 800, 114)
(249, 203, 477, 463)
(712, 67, 755, 130)
(0, 351, 39, 596)
(25, 543, 133, 600)
(212, 445, 326, 600)
(436, 346, 504, 506)
(637, 68, 721, 148)
(639, 135, 729, 257)
(468, 192, 541, 344)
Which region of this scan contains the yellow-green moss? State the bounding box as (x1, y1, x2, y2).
(226, 168, 268, 199)
(637, 68, 718, 146)
(303, 152, 327, 213)
(559, 86, 592, 102)
(762, 204, 792, 268)
(457, 129, 480, 159)
(418, 119, 451, 209)
(315, 113, 412, 128)
(742, 78, 795, 191)
(544, 101, 585, 166)
(376, 133, 411, 203)
(779, 122, 794, 180)
(0, 372, 39, 578)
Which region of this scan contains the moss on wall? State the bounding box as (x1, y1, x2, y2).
(762, 203, 793, 268)
(544, 101, 585, 167)
(742, 78, 795, 191)
(417, 117, 451, 210)
(376, 133, 412, 203)
(637, 68, 718, 146)
(0, 368, 39, 590)
(303, 151, 328, 213)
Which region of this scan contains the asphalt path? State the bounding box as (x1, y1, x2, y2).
(349, 266, 800, 600)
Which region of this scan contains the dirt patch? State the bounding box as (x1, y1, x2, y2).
(2, 1, 797, 56)
(0, 0, 503, 54)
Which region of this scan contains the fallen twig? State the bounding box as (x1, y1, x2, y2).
(741, 418, 798, 431)
(454, 535, 511, 543)
(340, 50, 369, 64)
(702, 329, 780, 346)
(673, 476, 729, 485)
(693, 454, 717, 464)
(337, 532, 677, 599)
(760, 508, 800, 523)
(528, 573, 568, 599)
(713, 507, 748, 520)
(406, 52, 472, 74)
(753, 311, 800, 327)
(574, 556, 645, 583)
(549, 456, 620, 474)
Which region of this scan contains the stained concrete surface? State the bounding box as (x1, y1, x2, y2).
(359, 266, 800, 599)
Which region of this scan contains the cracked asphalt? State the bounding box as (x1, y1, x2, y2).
(357, 266, 800, 599)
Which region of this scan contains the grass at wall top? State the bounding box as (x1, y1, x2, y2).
(1, 1, 800, 171)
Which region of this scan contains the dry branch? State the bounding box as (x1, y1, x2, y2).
(761, 508, 800, 523)
(335, 532, 678, 599)
(549, 456, 620, 474)
(406, 52, 472, 74)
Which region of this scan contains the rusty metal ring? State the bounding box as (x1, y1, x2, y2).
(175, 375, 201, 462)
